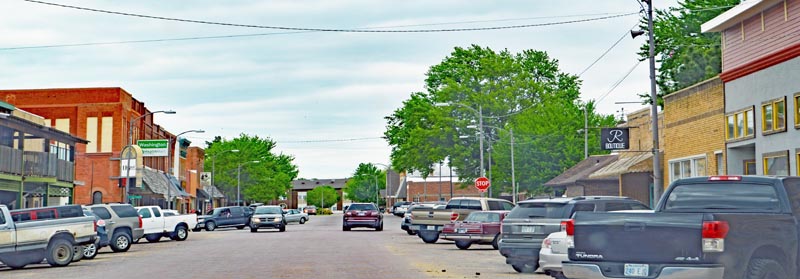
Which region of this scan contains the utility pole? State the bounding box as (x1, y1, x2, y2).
(510, 128, 516, 203)
(646, 0, 663, 200)
(478, 105, 485, 198)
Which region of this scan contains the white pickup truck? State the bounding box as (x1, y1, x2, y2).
(135, 206, 197, 242)
(0, 204, 96, 269)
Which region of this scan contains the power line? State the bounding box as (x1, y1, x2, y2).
(22, 0, 637, 33)
(596, 60, 643, 103)
(578, 23, 639, 77)
(186, 135, 384, 143)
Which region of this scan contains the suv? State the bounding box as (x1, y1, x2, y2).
(87, 203, 145, 253)
(249, 206, 286, 232)
(343, 203, 383, 231)
(195, 206, 252, 231)
(499, 196, 649, 274)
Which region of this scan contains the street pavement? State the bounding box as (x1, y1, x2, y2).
(1, 213, 550, 279)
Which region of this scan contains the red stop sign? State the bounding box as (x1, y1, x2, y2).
(475, 177, 490, 192)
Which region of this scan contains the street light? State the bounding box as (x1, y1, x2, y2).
(166, 129, 205, 210)
(237, 160, 260, 206)
(436, 102, 487, 197)
(123, 110, 176, 203)
(371, 163, 390, 208)
(631, 0, 664, 200)
(208, 149, 239, 208)
(481, 125, 517, 203)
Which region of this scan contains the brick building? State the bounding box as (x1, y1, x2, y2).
(703, 0, 800, 176)
(0, 88, 178, 205)
(662, 77, 727, 183)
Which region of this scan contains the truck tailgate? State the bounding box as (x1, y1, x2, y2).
(570, 212, 705, 263)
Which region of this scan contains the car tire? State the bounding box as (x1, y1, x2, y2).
(83, 243, 98, 260)
(236, 225, 245, 230)
(343, 225, 351, 231)
(192, 228, 201, 232)
(145, 234, 161, 243)
(419, 231, 439, 244)
(250, 227, 258, 233)
(746, 258, 787, 279)
(491, 234, 500, 250)
(45, 238, 74, 267)
(299, 218, 306, 224)
(110, 231, 132, 252)
(172, 226, 188, 241)
(455, 240, 472, 250)
(512, 263, 537, 274)
(205, 221, 216, 232)
(279, 223, 286, 232)
(72, 245, 84, 262)
(376, 222, 383, 231)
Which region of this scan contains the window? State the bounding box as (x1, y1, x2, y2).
(725, 108, 754, 140)
(502, 201, 515, 210)
(152, 207, 161, 217)
(744, 160, 757, 175)
(90, 207, 112, 219)
(795, 94, 800, 127)
(764, 151, 789, 176)
(92, 191, 102, 205)
(138, 208, 152, 219)
(487, 201, 503, 210)
(101, 116, 113, 152)
(508, 202, 570, 219)
(464, 200, 481, 210)
(716, 153, 725, 175)
(86, 117, 98, 153)
(797, 151, 800, 176)
(0, 211, 5, 225)
(669, 156, 707, 182)
(762, 98, 786, 134)
(110, 205, 139, 218)
(605, 202, 636, 211)
(570, 203, 595, 217)
(664, 183, 779, 212)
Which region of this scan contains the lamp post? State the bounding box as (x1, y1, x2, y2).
(166, 129, 204, 210)
(631, 0, 663, 200)
(209, 149, 239, 208)
(237, 160, 260, 206)
(124, 110, 176, 203)
(482, 125, 517, 203)
(371, 163, 390, 208)
(435, 102, 485, 197)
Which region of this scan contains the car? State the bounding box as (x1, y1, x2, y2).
(441, 210, 509, 250)
(283, 209, 309, 224)
(539, 231, 569, 279)
(303, 206, 317, 215)
(195, 206, 252, 231)
(81, 208, 109, 260)
(400, 203, 439, 235)
(250, 206, 286, 232)
(391, 201, 412, 216)
(343, 203, 383, 231)
(87, 203, 145, 253)
(410, 197, 515, 244)
(135, 206, 197, 242)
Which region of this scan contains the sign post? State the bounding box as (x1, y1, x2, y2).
(475, 177, 490, 193)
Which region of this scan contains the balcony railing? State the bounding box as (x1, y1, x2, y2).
(0, 145, 23, 175)
(0, 146, 76, 182)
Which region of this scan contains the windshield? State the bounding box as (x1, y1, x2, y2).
(255, 207, 284, 214)
(663, 183, 781, 212)
(507, 202, 570, 219)
(347, 204, 376, 211)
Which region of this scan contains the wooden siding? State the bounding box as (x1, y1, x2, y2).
(722, 0, 800, 72)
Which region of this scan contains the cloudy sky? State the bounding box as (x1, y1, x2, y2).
(1, 0, 679, 179)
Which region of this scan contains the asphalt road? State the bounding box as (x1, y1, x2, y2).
(1, 214, 550, 279)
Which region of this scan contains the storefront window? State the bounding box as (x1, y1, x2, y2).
(763, 152, 789, 176)
(669, 156, 707, 182)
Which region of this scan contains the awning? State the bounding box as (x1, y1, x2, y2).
(589, 153, 653, 179)
(205, 185, 226, 198)
(165, 174, 192, 198)
(196, 188, 210, 200)
(141, 167, 189, 199)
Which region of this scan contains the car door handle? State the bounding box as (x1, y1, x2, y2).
(109, 221, 116, 224)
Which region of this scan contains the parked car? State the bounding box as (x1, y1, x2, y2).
(88, 203, 144, 253)
(195, 206, 252, 231)
(392, 201, 412, 216)
(401, 204, 430, 235)
(81, 208, 109, 260)
(135, 206, 197, 242)
(409, 197, 515, 244)
(499, 196, 649, 274)
(250, 206, 286, 232)
(303, 206, 317, 215)
(441, 210, 509, 250)
(283, 209, 309, 224)
(563, 176, 800, 279)
(0, 204, 96, 269)
(343, 203, 383, 231)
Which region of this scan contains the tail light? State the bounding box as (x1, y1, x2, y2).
(561, 219, 575, 236)
(93, 220, 97, 232)
(138, 215, 143, 228)
(543, 238, 552, 250)
(708, 176, 742, 181)
(370, 211, 378, 217)
(450, 212, 459, 223)
(702, 221, 729, 252)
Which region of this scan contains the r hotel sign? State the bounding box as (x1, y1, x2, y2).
(601, 128, 630, 151)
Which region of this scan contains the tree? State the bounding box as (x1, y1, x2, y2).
(344, 163, 386, 204)
(638, 0, 739, 104)
(307, 186, 339, 209)
(204, 133, 299, 203)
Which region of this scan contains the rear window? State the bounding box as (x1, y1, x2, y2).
(348, 204, 376, 211)
(663, 183, 781, 212)
(465, 212, 501, 222)
(91, 207, 113, 219)
(508, 202, 570, 219)
(56, 206, 83, 218)
(110, 205, 139, 218)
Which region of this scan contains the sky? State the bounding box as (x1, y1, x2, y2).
(1, 0, 680, 179)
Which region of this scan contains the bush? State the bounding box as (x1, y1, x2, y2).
(319, 208, 333, 215)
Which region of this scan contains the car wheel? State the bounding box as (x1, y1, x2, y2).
(172, 226, 188, 241)
(45, 238, 74, 267)
(205, 221, 216, 232)
(110, 232, 132, 252)
(145, 234, 161, 243)
(342, 225, 351, 231)
(419, 231, 439, 244)
(299, 218, 306, 224)
(746, 258, 787, 279)
(376, 222, 383, 231)
(512, 263, 537, 274)
(72, 245, 84, 262)
(83, 243, 98, 259)
(279, 223, 286, 232)
(455, 240, 472, 250)
(250, 227, 258, 233)
(491, 234, 500, 250)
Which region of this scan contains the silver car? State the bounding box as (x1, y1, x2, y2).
(283, 209, 309, 224)
(250, 206, 286, 232)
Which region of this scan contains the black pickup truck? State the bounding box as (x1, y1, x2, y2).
(562, 176, 800, 279)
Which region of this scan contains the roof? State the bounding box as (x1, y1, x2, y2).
(292, 178, 349, 190)
(544, 155, 619, 187)
(0, 100, 15, 111)
(205, 185, 225, 198)
(701, 0, 783, 32)
(589, 152, 653, 179)
(141, 167, 190, 199)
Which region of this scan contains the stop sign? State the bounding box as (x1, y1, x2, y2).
(475, 177, 490, 192)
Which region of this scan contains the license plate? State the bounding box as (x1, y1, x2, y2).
(426, 225, 435, 230)
(357, 212, 365, 216)
(457, 228, 466, 233)
(521, 226, 537, 233)
(624, 264, 649, 277)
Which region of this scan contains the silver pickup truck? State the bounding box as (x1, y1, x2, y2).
(0, 204, 96, 269)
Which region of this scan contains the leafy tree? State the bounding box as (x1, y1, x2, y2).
(638, 0, 739, 104)
(307, 186, 339, 209)
(204, 133, 299, 203)
(344, 163, 386, 204)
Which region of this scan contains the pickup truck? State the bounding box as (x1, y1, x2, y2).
(563, 176, 800, 279)
(409, 197, 515, 244)
(135, 206, 197, 242)
(0, 205, 96, 269)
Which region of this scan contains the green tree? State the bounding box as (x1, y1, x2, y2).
(344, 163, 386, 204)
(306, 186, 339, 209)
(638, 0, 739, 104)
(204, 134, 299, 203)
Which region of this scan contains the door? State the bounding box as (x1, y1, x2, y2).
(285, 210, 299, 222)
(137, 208, 160, 235)
(217, 208, 233, 226)
(229, 207, 246, 225)
(0, 213, 15, 253)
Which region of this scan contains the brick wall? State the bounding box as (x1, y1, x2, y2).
(407, 181, 482, 202)
(663, 77, 726, 182)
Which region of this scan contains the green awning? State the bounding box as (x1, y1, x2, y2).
(0, 101, 15, 111)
